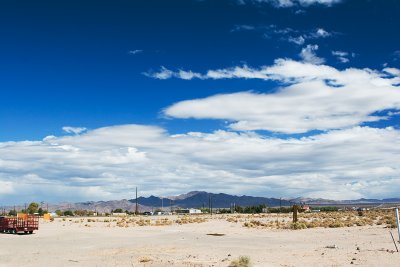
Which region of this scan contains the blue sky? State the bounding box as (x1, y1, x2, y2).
(1, 0, 400, 204)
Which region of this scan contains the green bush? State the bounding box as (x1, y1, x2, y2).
(63, 210, 74, 216)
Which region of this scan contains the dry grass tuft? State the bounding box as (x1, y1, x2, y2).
(229, 256, 251, 267)
(138, 256, 152, 263)
(232, 209, 398, 230)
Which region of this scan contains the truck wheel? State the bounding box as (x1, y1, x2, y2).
(29, 231, 33, 234)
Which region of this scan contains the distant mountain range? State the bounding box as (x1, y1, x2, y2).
(4, 191, 400, 213)
(288, 197, 400, 205)
(135, 191, 291, 209)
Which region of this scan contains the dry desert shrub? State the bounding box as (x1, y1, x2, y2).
(175, 216, 207, 225)
(237, 208, 398, 230)
(155, 218, 172, 226)
(136, 219, 150, 226)
(226, 217, 238, 223)
(138, 256, 152, 263)
(229, 256, 252, 267)
(290, 221, 307, 230)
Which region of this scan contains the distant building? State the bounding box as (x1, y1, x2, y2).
(155, 211, 171, 215)
(302, 205, 310, 212)
(176, 208, 202, 214)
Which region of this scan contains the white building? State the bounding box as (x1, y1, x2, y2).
(177, 208, 202, 214)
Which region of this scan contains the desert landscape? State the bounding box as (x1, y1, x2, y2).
(2, 1, 400, 266)
(1, 211, 399, 267)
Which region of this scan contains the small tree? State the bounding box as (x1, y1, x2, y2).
(112, 208, 124, 213)
(27, 202, 39, 214)
(38, 207, 44, 216)
(55, 210, 63, 216)
(8, 210, 17, 216)
(63, 210, 74, 216)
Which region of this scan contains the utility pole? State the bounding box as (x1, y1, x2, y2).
(293, 205, 298, 223)
(395, 208, 400, 242)
(135, 187, 138, 215)
(209, 195, 213, 216)
(208, 195, 211, 214)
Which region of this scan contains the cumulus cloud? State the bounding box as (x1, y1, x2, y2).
(299, 44, 325, 64)
(1, 125, 400, 203)
(158, 59, 400, 133)
(62, 126, 87, 135)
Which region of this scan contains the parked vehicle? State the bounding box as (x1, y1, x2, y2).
(0, 215, 39, 234)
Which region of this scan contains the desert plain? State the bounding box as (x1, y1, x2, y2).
(1, 212, 400, 267)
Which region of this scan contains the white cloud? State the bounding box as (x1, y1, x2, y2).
(177, 70, 204, 80)
(62, 126, 87, 135)
(128, 49, 143, 55)
(231, 24, 256, 32)
(160, 59, 400, 133)
(299, 44, 325, 64)
(287, 28, 331, 45)
(288, 35, 305, 45)
(332, 50, 354, 63)
(243, 0, 341, 7)
(144, 66, 174, 79)
(314, 28, 331, 38)
(1, 125, 400, 203)
(144, 68, 205, 80)
(232, 25, 333, 45)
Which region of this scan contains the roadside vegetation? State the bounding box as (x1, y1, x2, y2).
(230, 209, 398, 230)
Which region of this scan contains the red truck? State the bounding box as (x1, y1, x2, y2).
(0, 215, 39, 234)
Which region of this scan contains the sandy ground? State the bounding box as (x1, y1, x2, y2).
(0, 215, 399, 267)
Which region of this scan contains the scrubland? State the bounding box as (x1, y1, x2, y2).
(0, 211, 399, 266)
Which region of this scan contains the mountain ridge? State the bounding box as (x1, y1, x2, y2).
(4, 192, 400, 212)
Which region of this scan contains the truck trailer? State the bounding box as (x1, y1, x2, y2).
(0, 215, 39, 234)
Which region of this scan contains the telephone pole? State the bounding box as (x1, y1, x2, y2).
(135, 187, 138, 215)
(208, 194, 213, 215)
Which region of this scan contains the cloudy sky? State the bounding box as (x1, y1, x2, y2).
(1, 0, 400, 204)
